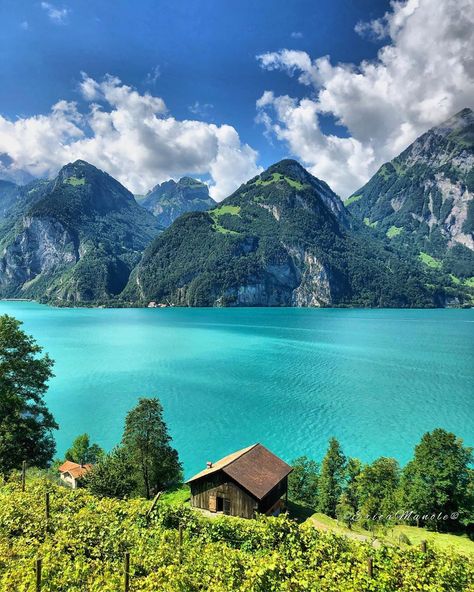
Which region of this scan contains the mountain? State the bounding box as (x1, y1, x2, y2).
(0, 180, 20, 219)
(346, 108, 474, 280)
(0, 160, 159, 303)
(140, 177, 215, 227)
(122, 159, 444, 308)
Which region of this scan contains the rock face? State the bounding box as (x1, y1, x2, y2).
(346, 108, 474, 278)
(0, 160, 159, 303)
(140, 177, 215, 227)
(123, 160, 435, 308)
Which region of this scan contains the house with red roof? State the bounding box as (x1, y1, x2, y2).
(58, 460, 93, 489)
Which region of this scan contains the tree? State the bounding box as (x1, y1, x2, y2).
(336, 457, 362, 528)
(0, 315, 56, 475)
(345, 457, 362, 511)
(357, 457, 400, 529)
(121, 398, 182, 499)
(83, 447, 136, 498)
(288, 456, 319, 508)
(401, 429, 473, 531)
(317, 438, 346, 517)
(65, 433, 104, 464)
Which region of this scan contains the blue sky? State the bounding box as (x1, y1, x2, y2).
(0, 0, 472, 198)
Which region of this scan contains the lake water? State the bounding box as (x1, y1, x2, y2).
(1, 302, 473, 477)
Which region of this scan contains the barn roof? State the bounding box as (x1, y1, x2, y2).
(58, 460, 93, 479)
(186, 444, 292, 500)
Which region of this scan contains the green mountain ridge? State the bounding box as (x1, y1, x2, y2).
(346, 108, 474, 280)
(122, 159, 449, 308)
(140, 176, 215, 227)
(0, 160, 160, 303)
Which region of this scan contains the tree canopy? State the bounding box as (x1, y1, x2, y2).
(0, 314, 56, 475)
(65, 433, 104, 465)
(122, 397, 182, 498)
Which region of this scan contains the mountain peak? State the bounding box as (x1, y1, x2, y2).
(429, 107, 474, 143)
(141, 175, 214, 227)
(265, 159, 309, 180)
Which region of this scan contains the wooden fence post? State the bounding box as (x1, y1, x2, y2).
(178, 524, 183, 565)
(124, 552, 130, 592)
(367, 557, 373, 578)
(45, 492, 50, 522)
(35, 558, 42, 592)
(21, 461, 26, 492)
(421, 540, 427, 553)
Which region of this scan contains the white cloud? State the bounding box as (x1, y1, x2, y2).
(20, 21, 29, 30)
(291, 31, 303, 39)
(0, 74, 261, 201)
(256, 0, 474, 197)
(188, 101, 214, 118)
(144, 65, 161, 86)
(40, 2, 69, 24)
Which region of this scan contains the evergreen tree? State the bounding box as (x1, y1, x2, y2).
(121, 397, 182, 499)
(317, 438, 346, 517)
(0, 315, 56, 475)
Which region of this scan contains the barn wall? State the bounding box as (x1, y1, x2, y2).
(258, 476, 288, 514)
(190, 473, 258, 519)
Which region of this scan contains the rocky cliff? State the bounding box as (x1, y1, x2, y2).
(346, 108, 474, 280)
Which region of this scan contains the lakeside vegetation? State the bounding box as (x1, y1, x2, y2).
(1, 313, 474, 590)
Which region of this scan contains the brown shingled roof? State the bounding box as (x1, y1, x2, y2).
(58, 460, 93, 479)
(187, 444, 292, 500)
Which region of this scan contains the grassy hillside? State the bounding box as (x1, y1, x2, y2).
(1, 476, 473, 591)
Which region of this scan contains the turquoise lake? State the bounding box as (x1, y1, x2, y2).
(1, 302, 473, 477)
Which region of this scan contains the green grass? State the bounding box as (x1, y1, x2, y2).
(419, 251, 442, 269)
(160, 484, 191, 505)
(254, 172, 304, 190)
(307, 512, 474, 556)
(64, 176, 86, 186)
(345, 194, 362, 206)
(211, 205, 241, 217)
(364, 217, 378, 228)
(389, 525, 474, 556)
(386, 225, 403, 238)
(209, 205, 241, 235)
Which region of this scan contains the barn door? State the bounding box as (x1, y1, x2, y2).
(223, 498, 231, 515)
(209, 493, 217, 513)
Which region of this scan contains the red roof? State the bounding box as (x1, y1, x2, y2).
(187, 444, 292, 500)
(58, 460, 93, 479)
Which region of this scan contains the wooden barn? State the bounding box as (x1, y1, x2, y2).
(187, 443, 292, 519)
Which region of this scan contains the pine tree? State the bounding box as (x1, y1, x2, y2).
(317, 438, 346, 517)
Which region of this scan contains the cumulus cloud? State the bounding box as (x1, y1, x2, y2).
(41, 2, 69, 24)
(0, 74, 261, 200)
(256, 0, 474, 197)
